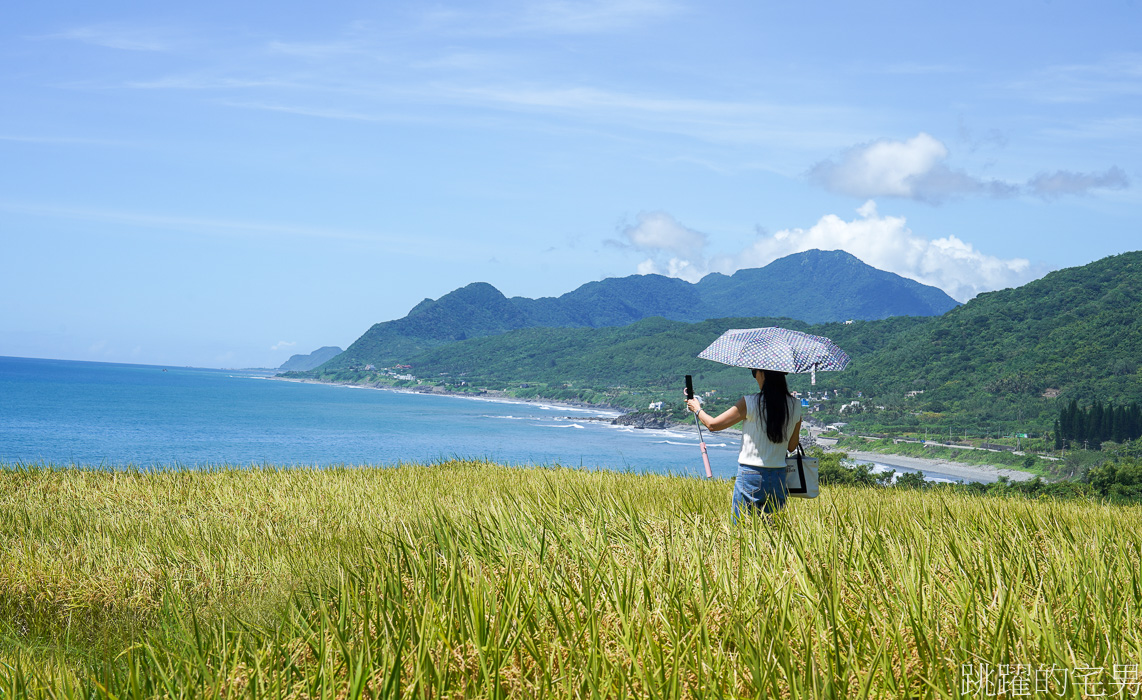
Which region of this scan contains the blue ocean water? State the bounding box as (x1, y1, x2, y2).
(0, 356, 746, 477)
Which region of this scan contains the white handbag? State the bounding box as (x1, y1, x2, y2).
(785, 445, 819, 499)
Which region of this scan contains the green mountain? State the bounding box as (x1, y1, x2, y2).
(313, 251, 1142, 434)
(513, 274, 707, 327)
(320, 249, 958, 369)
(277, 346, 343, 372)
(815, 250, 1142, 423)
(395, 314, 929, 404)
(322, 283, 534, 369)
(695, 249, 959, 323)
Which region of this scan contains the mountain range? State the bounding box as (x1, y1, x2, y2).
(321, 249, 959, 370)
(348, 251, 1141, 432)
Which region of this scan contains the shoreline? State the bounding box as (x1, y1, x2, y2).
(836, 448, 1037, 483)
(268, 377, 1035, 484)
(268, 376, 625, 417)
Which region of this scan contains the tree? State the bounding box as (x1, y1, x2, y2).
(895, 471, 928, 489)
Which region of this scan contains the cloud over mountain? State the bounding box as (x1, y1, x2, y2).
(620, 212, 708, 281)
(625, 203, 1045, 302)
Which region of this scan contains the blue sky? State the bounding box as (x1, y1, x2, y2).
(3, 0, 1139, 368)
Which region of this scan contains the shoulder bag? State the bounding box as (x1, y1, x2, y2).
(785, 444, 819, 499)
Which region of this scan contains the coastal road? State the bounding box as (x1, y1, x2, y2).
(810, 430, 1036, 483)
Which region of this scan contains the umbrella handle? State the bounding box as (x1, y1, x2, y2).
(693, 413, 713, 478)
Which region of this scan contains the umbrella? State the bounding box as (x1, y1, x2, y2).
(698, 327, 850, 384)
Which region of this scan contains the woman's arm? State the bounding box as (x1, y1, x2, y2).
(787, 419, 803, 452)
(686, 397, 747, 432)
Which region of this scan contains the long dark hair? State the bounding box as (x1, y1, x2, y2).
(751, 368, 791, 444)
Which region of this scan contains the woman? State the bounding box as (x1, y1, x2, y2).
(686, 368, 802, 521)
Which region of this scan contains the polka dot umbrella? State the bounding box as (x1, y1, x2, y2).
(697, 327, 850, 384)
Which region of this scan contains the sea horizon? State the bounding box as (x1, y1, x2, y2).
(1, 355, 989, 483)
(0, 355, 737, 476)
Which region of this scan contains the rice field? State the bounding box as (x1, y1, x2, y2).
(1, 460, 1140, 698)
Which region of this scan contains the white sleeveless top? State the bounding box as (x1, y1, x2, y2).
(739, 393, 802, 467)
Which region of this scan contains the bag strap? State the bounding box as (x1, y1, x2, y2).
(787, 442, 808, 494)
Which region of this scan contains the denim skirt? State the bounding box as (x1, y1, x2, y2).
(732, 464, 788, 522)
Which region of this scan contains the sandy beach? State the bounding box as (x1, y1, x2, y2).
(268, 376, 622, 416)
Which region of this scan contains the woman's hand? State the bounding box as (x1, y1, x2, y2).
(691, 396, 748, 432)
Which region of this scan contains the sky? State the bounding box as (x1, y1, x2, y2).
(3, 0, 1139, 368)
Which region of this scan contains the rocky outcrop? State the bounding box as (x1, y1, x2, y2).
(612, 411, 672, 429)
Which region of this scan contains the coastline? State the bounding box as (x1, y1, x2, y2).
(837, 448, 1037, 483)
(268, 376, 624, 417)
(268, 377, 1035, 484)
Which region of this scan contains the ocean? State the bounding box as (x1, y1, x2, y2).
(0, 356, 964, 482)
(0, 356, 747, 478)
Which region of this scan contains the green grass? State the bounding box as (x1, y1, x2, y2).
(2, 460, 1141, 698)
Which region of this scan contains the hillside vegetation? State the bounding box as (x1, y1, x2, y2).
(300, 314, 927, 408)
(321, 250, 957, 368)
(4, 461, 1141, 698)
(820, 251, 1142, 418)
(697, 248, 958, 323)
(298, 252, 1142, 439)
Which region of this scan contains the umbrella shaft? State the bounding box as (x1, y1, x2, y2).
(693, 414, 713, 478)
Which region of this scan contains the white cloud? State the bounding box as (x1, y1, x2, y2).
(817, 132, 947, 198)
(270, 340, 297, 352)
(622, 211, 706, 256)
(810, 132, 1128, 203)
(620, 212, 708, 282)
(809, 133, 1018, 203)
(629, 203, 1044, 301)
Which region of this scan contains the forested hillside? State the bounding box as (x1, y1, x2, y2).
(696, 249, 958, 322)
(298, 252, 1142, 436)
(301, 314, 929, 409)
(810, 251, 1142, 428)
(319, 249, 957, 369)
